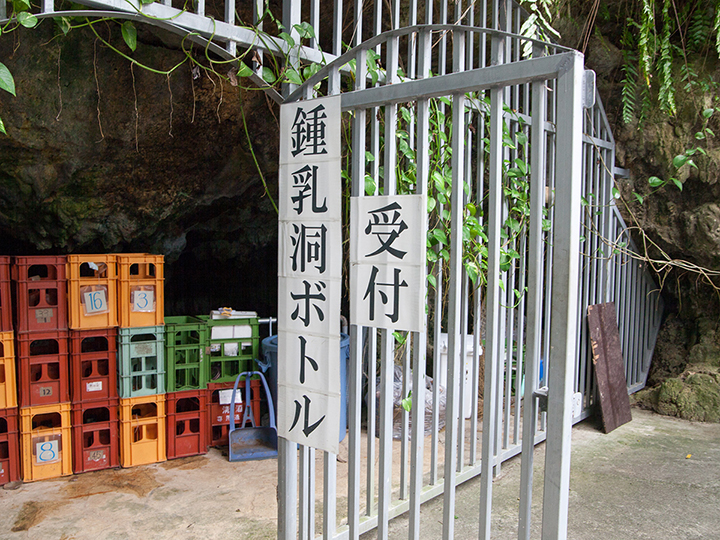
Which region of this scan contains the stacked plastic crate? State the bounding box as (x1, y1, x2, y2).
(13, 256, 73, 482)
(66, 255, 121, 473)
(164, 316, 209, 459)
(200, 312, 262, 447)
(112, 254, 166, 467)
(0, 256, 20, 486)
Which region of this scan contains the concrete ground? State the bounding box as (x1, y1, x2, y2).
(1, 407, 718, 539)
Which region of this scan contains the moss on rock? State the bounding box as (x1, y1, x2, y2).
(634, 365, 720, 422)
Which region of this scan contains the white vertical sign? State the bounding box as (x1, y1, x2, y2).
(278, 95, 342, 454)
(350, 194, 427, 333)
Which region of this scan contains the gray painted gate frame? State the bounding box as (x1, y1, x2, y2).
(280, 27, 588, 540)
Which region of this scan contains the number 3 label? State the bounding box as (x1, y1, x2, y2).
(132, 288, 155, 312)
(83, 289, 108, 315)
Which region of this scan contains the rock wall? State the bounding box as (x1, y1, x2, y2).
(0, 22, 279, 317)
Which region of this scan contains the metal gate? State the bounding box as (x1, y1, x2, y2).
(279, 4, 592, 539)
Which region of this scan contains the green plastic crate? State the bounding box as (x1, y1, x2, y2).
(198, 314, 259, 384)
(118, 326, 166, 398)
(165, 316, 209, 392)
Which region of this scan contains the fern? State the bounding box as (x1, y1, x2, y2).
(620, 27, 639, 124)
(687, 7, 711, 53)
(715, 0, 720, 56)
(658, 0, 676, 115)
(638, 0, 656, 87)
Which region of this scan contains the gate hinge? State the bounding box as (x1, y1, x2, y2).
(583, 70, 596, 109)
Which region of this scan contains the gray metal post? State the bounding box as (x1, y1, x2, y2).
(541, 51, 584, 540)
(278, 438, 297, 540)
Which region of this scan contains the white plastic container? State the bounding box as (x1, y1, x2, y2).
(438, 334, 482, 419)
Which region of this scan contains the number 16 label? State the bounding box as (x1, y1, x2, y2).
(84, 288, 108, 315)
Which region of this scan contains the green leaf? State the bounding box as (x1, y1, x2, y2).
(364, 174, 376, 195)
(56, 17, 72, 35)
(672, 154, 690, 169)
(671, 177, 683, 191)
(401, 391, 412, 412)
(261, 67, 277, 84)
(427, 196, 437, 213)
(465, 260, 479, 284)
(0, 63, 16, 97)
(393, 331, 407, 345)
(516, 131, 528, 146)
(278, 31, 295, 48)
(284, 68, 303, 85)
(365, 151, 375, 162)
(121, 22, 137, 52)
(17, 11, 38, 28)
(14, 0, 31, 10)
(633, 192, 644, 204)
(427, 274, 437, 288)
(0, 116, 6, 135)
(466, 202, 476, 216)
(611, 187, 621, 199)
(703, 108, 714, 119)
(648, 176, 664, 187)
(237, 62, 253, 78)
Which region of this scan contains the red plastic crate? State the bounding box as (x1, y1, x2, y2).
(166, 390, 208, 459)
(12, 256, 68, 334)
(207, 379, 261, 447)
(0, 407, 20, 485)
(71, 399, 119, 473)
(17, 330, 70, 408)
(70, 328, 118, 404)
(0, 257, 11, 332)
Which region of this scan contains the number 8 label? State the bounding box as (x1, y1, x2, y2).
(83, 288, 108, 315)
(36, 439, 59, 464)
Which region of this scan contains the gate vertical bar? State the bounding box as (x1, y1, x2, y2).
(541, 51, 584, 540)
(279, 436, 297, 540)
(479, 15, 506, 536)
(442, 24, 466, 540)
(409, 29, 431, 538)
(518, 41, 547, 540)
(347, 30, 367, 537)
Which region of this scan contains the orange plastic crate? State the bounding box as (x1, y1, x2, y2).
(117, 254, 164, 328)
(0, 407, 20, 486)
(71, 399, 119, 473)
(12, 256, 68, 334)
(119, 394, 166, 467)
(20, 402, 73, 482)
(67, 255, 118, 330)
(0, 332, 16, 409)
(0, 256, 12, 332)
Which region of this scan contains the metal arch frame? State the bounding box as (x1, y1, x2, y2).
(9, 9, 284, 104)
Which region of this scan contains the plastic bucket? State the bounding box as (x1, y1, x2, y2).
(260, 333, 349, 442)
